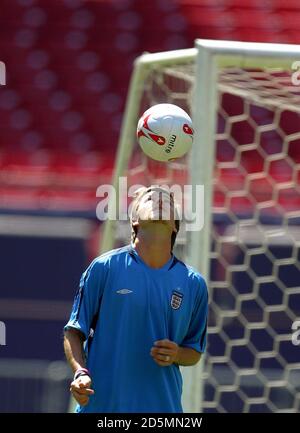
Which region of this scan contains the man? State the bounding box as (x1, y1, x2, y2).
(64, 185, 208, 413)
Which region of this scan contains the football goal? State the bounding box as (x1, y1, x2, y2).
(100, 39, 300, 413)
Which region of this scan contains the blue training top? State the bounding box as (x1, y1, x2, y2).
(65, 244, 208, 413)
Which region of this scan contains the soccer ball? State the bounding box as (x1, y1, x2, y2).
(136, 103, 193, 162)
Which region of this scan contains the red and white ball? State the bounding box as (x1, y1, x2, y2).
(136, 103, 193, 162)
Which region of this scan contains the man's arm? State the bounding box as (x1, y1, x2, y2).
(64, 328, 94, 406)
(150, 339, 201, 367)
(63, 259, 105, 408)
(174, 345, 201, 366)
(64, 328, 86, 373)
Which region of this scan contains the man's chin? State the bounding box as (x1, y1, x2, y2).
(139, 218, 173, 228)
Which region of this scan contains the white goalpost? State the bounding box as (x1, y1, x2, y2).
(97, 40, 300, 413)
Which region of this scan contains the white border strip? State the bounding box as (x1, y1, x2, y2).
(0, 215, 91, 238)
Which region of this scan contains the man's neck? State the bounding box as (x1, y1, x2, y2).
(134, 235, 172, 269)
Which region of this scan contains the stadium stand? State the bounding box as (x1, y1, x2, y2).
(1, 0, 299, 215)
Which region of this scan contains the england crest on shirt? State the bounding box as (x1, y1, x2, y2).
(171, 290, 183, 310)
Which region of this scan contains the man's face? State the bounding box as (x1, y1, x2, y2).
(132, 188, 177, 232)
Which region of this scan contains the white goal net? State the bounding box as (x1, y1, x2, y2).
(101, 41, 300, 413)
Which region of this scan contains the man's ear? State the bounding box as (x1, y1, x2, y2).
(132, 220, 139, 234)
(131, 221, 139, 244)
(174, 219, 180, 234)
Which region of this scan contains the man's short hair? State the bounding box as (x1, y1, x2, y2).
(130, 186, 180, 251)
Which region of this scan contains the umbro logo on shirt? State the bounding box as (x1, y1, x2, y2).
(116, 289, 133, 295)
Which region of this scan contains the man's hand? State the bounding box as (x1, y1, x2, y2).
(150, 339, 179, 367)
(70, 374, 94, 406)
